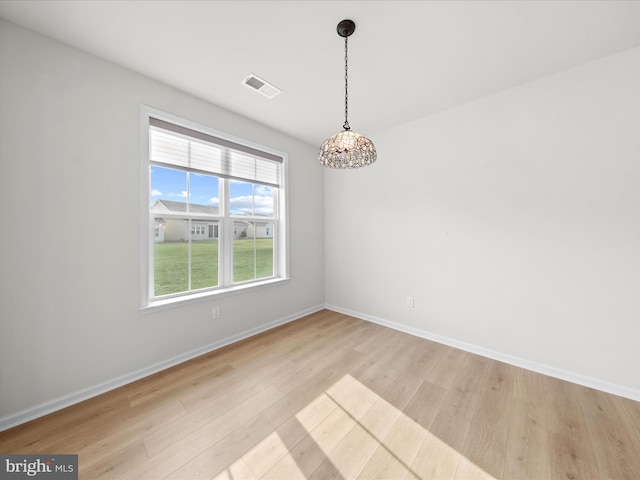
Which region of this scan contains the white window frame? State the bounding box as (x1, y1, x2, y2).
(140, 106, 289, 312)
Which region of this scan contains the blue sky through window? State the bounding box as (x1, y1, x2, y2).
(151, 166, 218, 207)
(230, 181, 273, 216)
(151, 166, 273, 216)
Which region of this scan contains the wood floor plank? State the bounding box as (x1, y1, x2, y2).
(544, 376, 590, 441)
(271, 330, 363, 396)
(262, 407, 356, 479)
(307, 374, 388, 479)
(275, 314, 368, 368)
(119, 386, 283, 479)
(356, 442, 411, 480)
(2, 310, 639, 480)
(503, 397, 552, 480)
(212, 458, 258, 480)
(421, 344, 469, 390)
(81, 440, 149, 480)
(260, 348, 364, 428)
(579, 387, 640, 480)
(548, 430, 601, 480)
(242, 393, 337, 478)
(352, 321, 400, 354)
(143, 376, 275, 457)
(403, 380, 448, 431)
(351, 348, 439, 453)
(164, 415, 274, 480)
(380, 412, 429, 471)
(353, 334, 434, 415)
(512, 365, 547, 405)
(127, 362, 234, 408)
(347, 329, 410, 389)
(410, 432, 462, 480)
(428, 354, 490, 453)
(355, 393, 404, 449)
(0, 389, 131, 453)
(76, 398, 187, 471)
(179, 356, 295, 413)
(459, 360, 514, 478)
(616, 397, 640, 449)
(308, 422, 379, 480)
(453, 456, 497, 480)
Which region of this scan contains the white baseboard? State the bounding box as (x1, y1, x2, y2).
(326, 304, 640, 403)
(0, 304, 325, 432)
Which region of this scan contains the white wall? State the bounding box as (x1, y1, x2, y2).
(325, 46, 640, 398)
(0, 19, 324, 427)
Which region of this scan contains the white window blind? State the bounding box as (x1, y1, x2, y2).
(150, 117, 282, 187)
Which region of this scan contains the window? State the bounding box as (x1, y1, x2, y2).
(142, 110, 287, 308)
(191, 225, 205, 236)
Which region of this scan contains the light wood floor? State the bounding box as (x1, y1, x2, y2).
(2, 310, 640, 479)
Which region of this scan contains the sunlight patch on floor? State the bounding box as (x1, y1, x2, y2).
(215, 374, 496, 479)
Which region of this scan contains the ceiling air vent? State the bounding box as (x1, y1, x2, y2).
(242, 74, 281, 99)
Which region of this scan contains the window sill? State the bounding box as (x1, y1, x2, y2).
(140, 277, 290, 314)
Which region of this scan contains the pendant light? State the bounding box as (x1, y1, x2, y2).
(318, 19, 377, 169)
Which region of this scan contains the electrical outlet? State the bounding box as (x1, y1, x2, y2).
(212, 306, 220, 319)
(406, 296, 414, 308)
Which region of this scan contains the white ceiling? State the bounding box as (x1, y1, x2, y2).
(3, 1, 640, 147)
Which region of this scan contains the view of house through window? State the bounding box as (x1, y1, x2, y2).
(146, 115, 285, 303)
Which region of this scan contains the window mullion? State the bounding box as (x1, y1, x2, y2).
(188, 218, 192, 292)
(222, 176, 233, 286)
(252, 184, 256, 280)
(254, 226, 257, 280)
(187, 171, 192, 292)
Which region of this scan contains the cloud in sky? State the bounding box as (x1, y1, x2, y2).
(151, 189, 162, 197)
(230, 194, 273, 215)
(255, 184, 272, 196)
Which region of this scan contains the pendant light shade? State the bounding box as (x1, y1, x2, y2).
(318, 130, 377, 168)
(318, 19, 377, 169)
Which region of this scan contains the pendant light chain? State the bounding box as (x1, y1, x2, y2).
(317, 19, 376, 169)
(343, 36, 350, 131)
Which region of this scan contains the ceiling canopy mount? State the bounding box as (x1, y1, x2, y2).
(336, 19, 355, 38)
